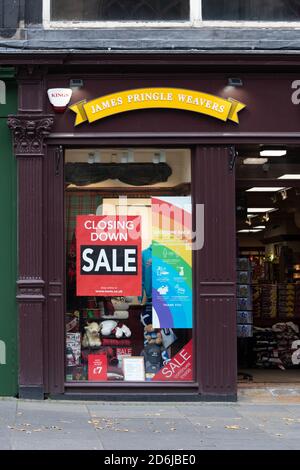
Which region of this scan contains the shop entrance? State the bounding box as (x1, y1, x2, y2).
(236, 145, 300, 385)
(64, 147, 194, 385)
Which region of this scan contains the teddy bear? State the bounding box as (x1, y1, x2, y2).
(82, 321, 101, 348)
(144, 324, 162, 346)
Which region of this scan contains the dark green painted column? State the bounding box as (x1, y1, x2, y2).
(0, 69, 17, 396)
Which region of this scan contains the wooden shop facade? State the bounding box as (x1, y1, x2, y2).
(6, 54, 300, 400)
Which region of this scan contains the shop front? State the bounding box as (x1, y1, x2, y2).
(8, 59, 300, 400)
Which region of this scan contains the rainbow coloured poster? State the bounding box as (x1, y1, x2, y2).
(152, 197, 192, 329)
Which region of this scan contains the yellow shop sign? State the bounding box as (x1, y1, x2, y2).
(69, 87, 246, 126)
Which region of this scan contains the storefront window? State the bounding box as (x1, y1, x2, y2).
(51, 1, 190, 22)
(202, 0, 300, 21)
(65, 149, 193, 383)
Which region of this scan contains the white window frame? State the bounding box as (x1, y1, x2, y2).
(43, 0, 300, 29)
(43, 0, 200, 28)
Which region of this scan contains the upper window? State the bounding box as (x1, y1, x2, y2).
(51, 0, 190, 22)
(202, 0, 300, 22)
(45, 0, 300, 25)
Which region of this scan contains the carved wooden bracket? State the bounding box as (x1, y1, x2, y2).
(7, 115, 54, 156)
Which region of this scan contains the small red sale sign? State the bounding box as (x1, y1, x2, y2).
(88, 354, 108, 381)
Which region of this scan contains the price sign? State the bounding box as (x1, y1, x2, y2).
(88, 354, 107, 381)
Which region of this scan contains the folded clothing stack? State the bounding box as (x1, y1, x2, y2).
(278, 284, 295, 319)
(295, 285, 300, 318)
(252, 285, 262, 319)
(261, 284, 277, 319)
(253, 322, 300, 369)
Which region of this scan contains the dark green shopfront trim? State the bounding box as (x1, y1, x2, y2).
(0, 68, 17, 396)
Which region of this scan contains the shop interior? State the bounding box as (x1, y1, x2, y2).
(236, 145, 300, 384)
(64, 148, 193, 383)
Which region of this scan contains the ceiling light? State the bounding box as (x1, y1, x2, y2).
(238, 229, 262, 233)
(270, 194, 277, 203)
(280, 189, 288, 200)
(247, 208, 276, 213)
(254, 226, 266, 229)
(228, 77, 243, 87)
(243, 158, 269, 165)
(246, 187, 286, 192)
(87, 152, 94, 164)
(262, 212, 270, 222)
(260, 149, 287, 157)
(278, 174, 300, 179)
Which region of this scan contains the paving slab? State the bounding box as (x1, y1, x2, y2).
(17, 401, 87, 413)
(177, 404, 241, 419)
(0, 438, 11, 450)
(87, 404, 182, 419)
(92, 417, 204, 450)
(0, 400, 17, 424)
(10, 438, 103, 450)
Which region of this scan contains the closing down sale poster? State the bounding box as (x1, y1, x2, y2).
(76, 215, 141, 296)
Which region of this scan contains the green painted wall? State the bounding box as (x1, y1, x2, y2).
(0, 70, 17, 396)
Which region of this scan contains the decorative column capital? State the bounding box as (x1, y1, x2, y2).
(7, 115, 54, 156)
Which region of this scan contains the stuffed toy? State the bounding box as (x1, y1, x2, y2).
(82, 321, 101, 348)
(100, 320, 132, 339)
(102, 296, 138, 320)
(144, 324, 162, 346)
(100, 320, 118, 336)
(115, 323, 131, 339)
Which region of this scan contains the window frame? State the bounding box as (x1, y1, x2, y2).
(43, 0, 300, 28)
(43, 0, 200, 28)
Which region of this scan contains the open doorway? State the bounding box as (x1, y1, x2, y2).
(236, 145, 300, 385)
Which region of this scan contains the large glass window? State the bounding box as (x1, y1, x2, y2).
(51, 0, 190, 22)
(65, 148, 193, 384)
(202, 0, 300, 22)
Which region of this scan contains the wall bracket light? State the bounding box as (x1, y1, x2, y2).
(69, 79, 84, 90)
(228, 77, 243, 87)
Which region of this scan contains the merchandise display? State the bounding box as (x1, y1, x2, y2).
(237, 257, 253, 338)
(237, 251, 300, 372)
(253, 322, 300, 369)
(261, 284, 277, 319)
(65, 185, 193, 383)
(278, 284, 295, 319)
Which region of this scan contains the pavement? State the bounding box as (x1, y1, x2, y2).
(1, 389, 300, 450)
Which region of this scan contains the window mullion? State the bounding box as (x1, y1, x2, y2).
(43, 0, 51, 26)
(190, 0, 202, 22)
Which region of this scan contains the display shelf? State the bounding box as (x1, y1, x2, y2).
(254, 317, 300, 327)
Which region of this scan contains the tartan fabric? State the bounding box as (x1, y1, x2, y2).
(65, 191, 102, 251)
